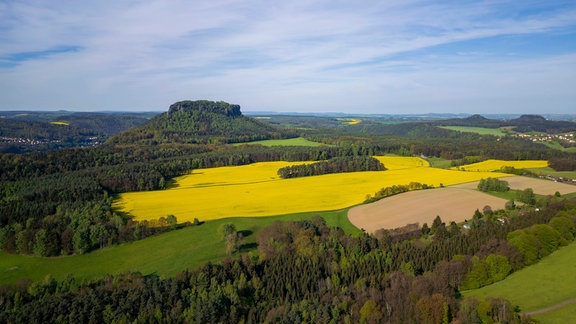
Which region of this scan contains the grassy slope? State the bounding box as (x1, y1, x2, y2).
(464, 241, 576, 313)
(0, 209, 359, 284)
(438, 126, 506, 136)
(541, 141, 576, 153)
(531, 302, 576, 324)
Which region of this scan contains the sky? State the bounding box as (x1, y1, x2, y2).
(1, 1, 575, 114)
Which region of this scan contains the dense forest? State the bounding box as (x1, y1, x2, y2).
(432, 114, 576, 133)
(1, 198, 575, 323)
(0, 111, 151, 153)
(1, 101, 576, 322)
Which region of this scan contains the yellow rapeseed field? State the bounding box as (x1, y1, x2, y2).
(454, 159, 548, 172)
(336, 118, 362, 125)
(49, 121, 69, 126)
(114, 156, 513, 223)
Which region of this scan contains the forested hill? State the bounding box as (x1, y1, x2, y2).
(108, 100, 296, 145)
(434, 114, 576, 133)
(0, 111, 153, 153)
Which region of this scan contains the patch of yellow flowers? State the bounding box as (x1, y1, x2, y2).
(114, 157, 544, 223)
(453, 159, 548, 172)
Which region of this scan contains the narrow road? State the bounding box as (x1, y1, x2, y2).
(523, 297, 576, 316)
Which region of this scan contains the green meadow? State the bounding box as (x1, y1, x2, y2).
(531, 302, 576, 324)
(426, 156, 453, 169)
(0, 209, 358, 284)
(464, 241, 576, 316)
(439, 126, 507, 136)
(540, 141, 576, 153)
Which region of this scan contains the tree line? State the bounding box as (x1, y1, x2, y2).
(2, 198, 574, 323)
(549, 156, 576, 171)
(277, 156, 385, 179)
(365, 182, 434, 203)
(477, 178, 509, 192)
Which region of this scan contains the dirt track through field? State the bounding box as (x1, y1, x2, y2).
(523, 297, 576, 316)
(348, 186, 508, 233)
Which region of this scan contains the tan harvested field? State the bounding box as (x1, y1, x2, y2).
(349, 176, 576, 233)
(348, 186, 508, 233)
(507, 176, 576, 195)
(452, 176, 576, 195)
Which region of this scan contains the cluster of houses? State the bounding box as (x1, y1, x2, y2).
(0, 136, 60, 145)
(0, 136, 102, 147)
(512, 132, 575, 145)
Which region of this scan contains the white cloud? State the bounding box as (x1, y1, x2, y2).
(1, 0, 575, 113)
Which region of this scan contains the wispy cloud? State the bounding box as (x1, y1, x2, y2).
(0, 0, 575, 113)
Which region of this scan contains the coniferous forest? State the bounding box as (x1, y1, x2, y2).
(1, 101, 576, 322)
(2, 199, 576, 323)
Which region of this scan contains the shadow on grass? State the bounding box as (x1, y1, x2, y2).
(239, 242, 258, 253)
(238, 230, 253, 238)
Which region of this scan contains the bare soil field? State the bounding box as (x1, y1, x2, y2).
(452, 176, 576, 195)
(349, 176, 576, 233)
(348, 187, 508, 233)
(506, 176, 576, 195)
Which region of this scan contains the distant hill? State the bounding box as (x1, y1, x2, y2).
(108, 100, 295, 145)
(0, 119, 106, 153)
(0, 111, 152, 153)
(56, 112, 153, 136)
(435, 114, 576, 133)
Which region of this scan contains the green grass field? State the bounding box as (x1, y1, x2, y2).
(0, 209, 359, 284)
(234, 137, 328, 147)
(540, 141, 576, 153)
(480, 189, 519, 201)
(530, 301, 576, 324)
(426, 157, 453, 169)
(439, 126, 507, 136)
(464, 241, 576, 315)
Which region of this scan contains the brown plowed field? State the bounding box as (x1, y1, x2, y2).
(349, 176, 576, 233)
(348, 187, 508, 233)
(452, 176, 576, 195)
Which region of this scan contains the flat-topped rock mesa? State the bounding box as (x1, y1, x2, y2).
(107, 99, 294, 145)
(167, 100, 241, 117)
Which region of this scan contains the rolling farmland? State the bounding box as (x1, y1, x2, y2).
(114, 156, 512, 223)
(349, 175, 576, 232)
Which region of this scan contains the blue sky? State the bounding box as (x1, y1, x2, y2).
(1, 0, 575, 114)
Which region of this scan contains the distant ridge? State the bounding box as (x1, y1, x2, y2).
(108, 100, 294, 145)
(515, 114, 546, 122)
(465, 114, 489, 121)
(435, 114, 576, 133)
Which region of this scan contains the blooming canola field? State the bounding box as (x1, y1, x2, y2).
(453, 159, 548, 172)
(114, 156, 515, 223)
